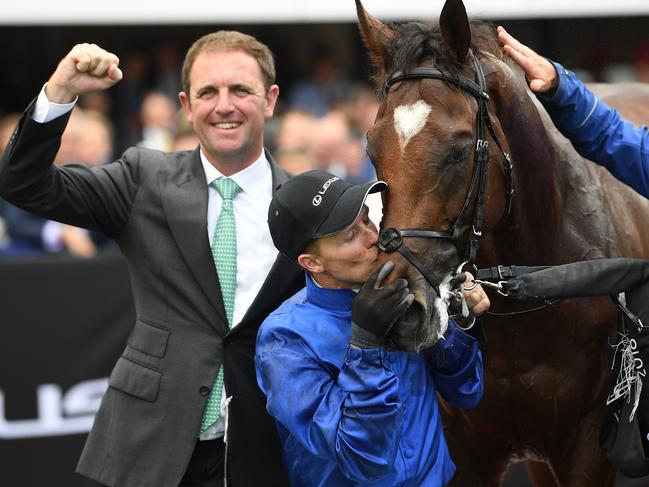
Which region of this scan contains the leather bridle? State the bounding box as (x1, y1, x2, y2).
(377, 53, 514, 294)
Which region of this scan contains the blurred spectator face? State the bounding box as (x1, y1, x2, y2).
(0, 113, 20, 151)
(54, 108, 85, 166)
(336, 84, 379, 135)
(123, 51, 149, 81)
(276, 111, 316, 150)
(309, 111, 366, 180)
(274, 111, 317, 174)
(141, 91, 177, 130)
(172, 132, 200, 151)
(78, 111, 114, 167)
(79, 91, 112, 116)
(309, 111, 349, 169)
(179, 49, 279, 168)
(339, 134, 365, 178)
(354, 88, 380, 135)
(312, 54, 337, 84)
(276, 148, 316, 175)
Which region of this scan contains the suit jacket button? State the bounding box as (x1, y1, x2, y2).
(199, 386, 210, 396)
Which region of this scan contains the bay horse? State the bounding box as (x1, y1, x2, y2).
(355, 0, 649, 485)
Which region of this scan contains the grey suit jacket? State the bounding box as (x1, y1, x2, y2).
(0, 102, 304, 487)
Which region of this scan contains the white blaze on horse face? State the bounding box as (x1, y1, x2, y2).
(393, 100, 433, 152)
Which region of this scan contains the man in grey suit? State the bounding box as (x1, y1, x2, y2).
(0, 32, 303, 487)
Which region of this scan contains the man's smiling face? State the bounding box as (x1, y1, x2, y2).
(179, 49, 278, 174)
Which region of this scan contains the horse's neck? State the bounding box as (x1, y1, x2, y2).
(487, 62, 592, 264)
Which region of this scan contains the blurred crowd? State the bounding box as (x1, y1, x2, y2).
(3, 33, 649, 258)
(0, 44, 380, 258)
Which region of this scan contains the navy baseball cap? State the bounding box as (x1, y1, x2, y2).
(268, 170, 386, 260)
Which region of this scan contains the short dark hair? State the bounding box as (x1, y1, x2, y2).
(301, 239, 321, 259)
(181, 31, 276, 94)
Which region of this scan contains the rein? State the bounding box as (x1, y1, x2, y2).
(378, 54, 514, 294)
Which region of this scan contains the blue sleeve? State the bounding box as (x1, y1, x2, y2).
(255, 330, 402, 483)
(538, 61, 649, 198)
(3, 203, 47, 245)
(423, 321, 483, 409)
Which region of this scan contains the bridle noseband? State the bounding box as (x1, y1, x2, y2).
(377, 54, 514, 294)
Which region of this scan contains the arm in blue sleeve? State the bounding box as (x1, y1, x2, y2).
(538, 61, 649, 198)
(256, 333, 402, 482)
(424, 320, 483, 409)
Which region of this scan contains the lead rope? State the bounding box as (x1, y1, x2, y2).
(459, 263, 561, 317)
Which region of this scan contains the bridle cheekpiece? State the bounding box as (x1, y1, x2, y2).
(378, 52, 514, 293)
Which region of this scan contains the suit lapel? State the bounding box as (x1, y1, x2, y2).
(160, 150, 228, 328)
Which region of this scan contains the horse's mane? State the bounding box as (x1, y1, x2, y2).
(377, 20, 503, 90)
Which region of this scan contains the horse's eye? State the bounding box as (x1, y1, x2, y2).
(447, 146, 469, 165)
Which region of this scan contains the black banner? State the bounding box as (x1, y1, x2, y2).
(0, 252, 643, 486)
(0, 252, 134, 486)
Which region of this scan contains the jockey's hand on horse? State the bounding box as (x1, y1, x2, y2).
(350, 261, 415, 349)
(46, 43, 122, 104)
(496, 26, 558, 94)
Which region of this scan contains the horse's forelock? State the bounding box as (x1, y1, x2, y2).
(379, 20, 503, 92)
(387, 23, 446, 73)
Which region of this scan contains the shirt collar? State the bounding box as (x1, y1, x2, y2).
(305, 273, 356, 312)
(200, 150, 272, 198)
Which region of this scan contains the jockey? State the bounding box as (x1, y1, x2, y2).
(498, 26, 649, 199)
(255, 169, 484, 486)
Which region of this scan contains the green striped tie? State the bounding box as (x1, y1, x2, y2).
(201, 177, 241, 432)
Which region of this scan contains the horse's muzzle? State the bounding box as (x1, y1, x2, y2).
(385, 278, 445, 352)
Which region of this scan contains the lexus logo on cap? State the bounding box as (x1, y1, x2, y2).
(312, 176, 339, 206)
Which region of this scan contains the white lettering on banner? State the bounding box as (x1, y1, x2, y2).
(0, 378, 108, 439)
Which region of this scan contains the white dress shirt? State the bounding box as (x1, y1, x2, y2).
(33, 85, 279, 440)
(200, 151, 277, 440)
(201, 151, 277, 328)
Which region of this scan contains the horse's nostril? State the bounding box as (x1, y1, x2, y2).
(412, 288, 428, 312)
(387, 298, 427, 352)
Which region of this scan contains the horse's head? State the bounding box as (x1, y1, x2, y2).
(357, 0, 514, 351)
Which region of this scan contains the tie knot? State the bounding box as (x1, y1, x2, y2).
(211, 178, 241, 201)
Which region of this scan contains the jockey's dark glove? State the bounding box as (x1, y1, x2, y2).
(351, 261, 415, 348)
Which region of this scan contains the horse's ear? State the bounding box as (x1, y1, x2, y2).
(439, 0, 471, 64)
(356, 0, 395, 73)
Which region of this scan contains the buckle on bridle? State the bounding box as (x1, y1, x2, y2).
(476, 139, 489, 152)
(378, 228, 404, 253)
